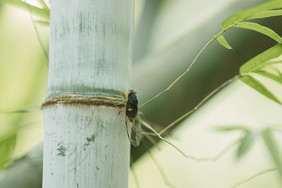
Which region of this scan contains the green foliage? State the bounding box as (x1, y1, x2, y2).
(237, 132, 256, 159)
(240, 44, 282, 74)
(215, 126, 282, 180)
(35, 0, 49, 9)
(239, 44, 282, 104)
(33, 20, 49, 26)
(216, 35, 232, 50)
(261, 129, 282, 178)
(240, 75, 281, 104)
(221, 0, 282, 29)
(214, 125, 249, 132)
(255, 68, 282, 84)
(0, 134, 17, 169)
(214, 126, 257, 159)
(216, 1, 282, 53)
(234, 22, 282, 43)
(248, 9, 282, 19)
(0, 0, 281, 186)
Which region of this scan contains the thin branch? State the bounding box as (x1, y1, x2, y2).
(146, 148, 176, 188)
(141, 136, 175, 187)
(159, 76, 237, 135)
(141, 119, 240, 162)
(232, 168, 277, 188)
(139, 26, 233, 109)
(141, 119, 187, 157)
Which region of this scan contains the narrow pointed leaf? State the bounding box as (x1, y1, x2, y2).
(214, 126, 249, 132)
(252, 60, 282, 74)
(262, 129, 282, 178)
(235, 22, 282, 43)
(222, 1, 282, 29)
(255, 70, 282, 84)
(0, 135, 17, 169)
(34, 20, 50, 27)
(240, 44, 282, 74)
(236, 132, 255, 159)
(240, 75, 281, 104)
(35, 0, 49, 9)
(249, 10, 282, 19)
(217, 35, 233, 50)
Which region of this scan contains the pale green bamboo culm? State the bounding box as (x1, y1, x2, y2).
(42, 0, 134, 187)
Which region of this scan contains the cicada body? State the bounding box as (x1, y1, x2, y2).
(125, 90, 142, 147)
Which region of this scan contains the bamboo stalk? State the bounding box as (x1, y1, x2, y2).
(42, 0, 134, 187)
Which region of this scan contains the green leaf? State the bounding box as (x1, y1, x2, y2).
(221, 1, 282, 29)
(240, 44, 282, 74)
(249, 10, 282, 19)
(34, 20, 50, 27)
(239, 75, 281, 104)
(255, 70, 282, 84)
(0, 134, 17, 169)
(253, 60, 282, 73)
(235, 22, 282, 43)
(214, 126, 249, 132)
(261, 129, 282, 179)
(35, 0, 49, 9)
(216, 35, 233, 50)
(236, 132, 256, 159)
(0, 0, 50, 20)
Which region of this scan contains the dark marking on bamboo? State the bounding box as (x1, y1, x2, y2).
(83, 134, 96, 151)
(57, 144, 67, 157)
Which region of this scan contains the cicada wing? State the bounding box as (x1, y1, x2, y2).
(125, 117, 133, 144)
(132, 115, 142, 146)
(125, 115, 142, 147)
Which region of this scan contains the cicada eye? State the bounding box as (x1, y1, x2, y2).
(129, 90, 136, 95)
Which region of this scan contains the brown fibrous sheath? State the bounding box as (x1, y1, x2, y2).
(42, 95, 126, 109)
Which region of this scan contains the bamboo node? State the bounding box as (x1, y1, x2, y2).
(42, 94, 126, 109)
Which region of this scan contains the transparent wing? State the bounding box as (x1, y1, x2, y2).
(125, 114, 142, 147)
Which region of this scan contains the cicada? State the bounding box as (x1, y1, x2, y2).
(123, 90, 142, 147)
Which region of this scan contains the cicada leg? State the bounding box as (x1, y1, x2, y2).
(121, 92, 127, 99)
(118, 91, 128, 115)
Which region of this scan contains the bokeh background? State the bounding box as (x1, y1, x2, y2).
(0, 0, 281, 187)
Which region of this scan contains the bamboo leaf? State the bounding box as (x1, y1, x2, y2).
(261, 129, 282, 178)
(214, 126, 249, 132)
(34, 20, 50, 26)
(255, 70, 282, 84)
(240, 44, 282, 74)
(235, 22, 282, 43)
(0, 0, 50, 20)
(252, 60, 282, 73)
(239, 75, 281, 104)
(35, 0, 49, 9)
(216, 35, 233, 50)
(0, 135, 17, 169)
(249, 10, 282, 19)
(236, 132, 255, 159)
(221, 1, 282, 29)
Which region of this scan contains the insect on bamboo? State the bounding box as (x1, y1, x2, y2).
(122, 90, 142, 147)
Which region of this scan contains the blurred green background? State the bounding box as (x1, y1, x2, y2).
(0, 0, 281, 188)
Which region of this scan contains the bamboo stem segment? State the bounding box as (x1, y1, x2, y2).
(43, 0, 134, 187)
